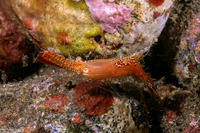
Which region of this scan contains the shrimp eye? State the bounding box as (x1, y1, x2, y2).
(83, 68, 89, 73)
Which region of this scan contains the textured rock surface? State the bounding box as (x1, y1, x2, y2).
(3, 0, 173, 57)
(0, 66, 149, 132)
(160, 87, 200, 133)
(143, 0, 200, 132)
(174, 13, 200, 87)
(0, 2, 37, 82)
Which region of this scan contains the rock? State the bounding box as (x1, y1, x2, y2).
(0, 66, 149, 132)
(3, 0, 173, 57)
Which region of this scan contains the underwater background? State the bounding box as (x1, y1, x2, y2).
(0, 0, 199, 132)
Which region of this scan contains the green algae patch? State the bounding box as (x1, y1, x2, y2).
(11, 0, 103, 56)
(57, 38, 97, 55)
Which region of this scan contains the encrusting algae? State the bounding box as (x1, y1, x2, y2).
(6, 0, 173, 57)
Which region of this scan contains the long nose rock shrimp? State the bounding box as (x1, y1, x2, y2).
(37, 50, 162, 102)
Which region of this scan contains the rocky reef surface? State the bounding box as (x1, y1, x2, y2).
(0, 66, 150, 132)
(3, 0, 172, 58)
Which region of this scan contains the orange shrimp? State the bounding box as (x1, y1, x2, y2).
(37, 50, 162, 102)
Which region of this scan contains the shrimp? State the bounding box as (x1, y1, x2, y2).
(37, 50, 162, 102)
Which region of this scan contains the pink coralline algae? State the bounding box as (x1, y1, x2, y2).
(73, 80, 114, 117)
(85, 0, 131, 33)
(43, 93, 68, 113)
(0, 6, 35, 64)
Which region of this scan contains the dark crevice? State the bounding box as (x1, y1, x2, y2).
(143, 32, 183, 89)
(143, 42, 182, 88)
(0, 62, 43, 83)
(94, 35, 102, 43)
